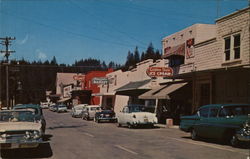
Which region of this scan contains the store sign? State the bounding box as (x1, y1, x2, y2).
(92, 77, 108, 84)
(146, 67, 173, 77)
(73, 74, 85, 81)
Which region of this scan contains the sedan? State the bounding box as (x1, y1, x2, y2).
(94, 110, 117, 123)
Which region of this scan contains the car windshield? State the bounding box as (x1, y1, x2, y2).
(220, 105, 250, 117)
(0, 111, 35, 122)
(128, 106, 153, 113)
(58, 105, 66, 108)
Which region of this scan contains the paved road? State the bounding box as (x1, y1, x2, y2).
(1, 109, 249, 159)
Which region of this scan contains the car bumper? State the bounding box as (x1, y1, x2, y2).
(236, 134, 250, 142)
(97, 117, 117, 122)
(0, 138, 46, 149)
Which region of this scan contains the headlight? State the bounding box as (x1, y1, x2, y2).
(0, 133, 9, 139)
(24, 131, 41, 140)
(242, 121, 250, 136)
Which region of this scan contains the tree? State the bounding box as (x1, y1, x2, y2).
(134, 46, 140, 65)
(50, 56, 58, 65)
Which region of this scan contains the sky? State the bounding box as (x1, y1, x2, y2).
(0, 0, 248, 65)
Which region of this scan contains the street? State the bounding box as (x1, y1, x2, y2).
(1, 109, 249, 159)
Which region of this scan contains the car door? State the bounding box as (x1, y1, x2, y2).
(118, 107, 129, 124)
(202, 107, 220, 139)
(194, 107, 209, 138)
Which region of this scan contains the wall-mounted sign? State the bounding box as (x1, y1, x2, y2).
(92, 77, 108, 84)
(146, 67, 173, 78)
(73, 74, 85, 81)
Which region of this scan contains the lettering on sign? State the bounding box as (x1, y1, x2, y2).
(92, 77, 108, 84)
(146, 67, 173, 78)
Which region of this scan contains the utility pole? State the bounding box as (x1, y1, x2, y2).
(0, 36, 16, 109)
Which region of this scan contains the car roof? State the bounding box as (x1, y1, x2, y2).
(200, 104, 250, 109)
(13, 104, 40, 109)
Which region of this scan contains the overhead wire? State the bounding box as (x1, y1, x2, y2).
(0, 10, 145, 49)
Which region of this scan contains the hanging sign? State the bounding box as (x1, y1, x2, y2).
(146, 67, 173, 78)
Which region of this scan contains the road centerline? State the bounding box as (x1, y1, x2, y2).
(82, 132, 95, 138)
(114, 145, 138, 155)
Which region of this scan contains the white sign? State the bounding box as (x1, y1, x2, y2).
(92, 77, 108, 84)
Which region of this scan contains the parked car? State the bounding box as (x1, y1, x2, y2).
(180, 104, 250, 146)
(49, 104, 57, 112)
(13, 104, 46, 134)
(0, 110, 45, 149)
(81, 105, 101, 120)
(116, 105, 158, 128)
(94, 110, 117, 123)
(71, 104, 88, 118)
(56, 104, 67, 113)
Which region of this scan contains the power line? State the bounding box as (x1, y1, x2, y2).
(68, 0, 148, 47)
(0, 10, 146, 49)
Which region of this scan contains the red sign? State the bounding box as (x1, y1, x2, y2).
(146, 67, 173, 77)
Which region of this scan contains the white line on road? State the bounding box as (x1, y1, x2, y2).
(166, 137, 248, 155)
(82, 132, 94, 138)
(114, 145, 138, 155)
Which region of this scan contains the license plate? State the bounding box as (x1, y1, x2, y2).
(144, 118, 148, 122)
(11, 143, 19, 148)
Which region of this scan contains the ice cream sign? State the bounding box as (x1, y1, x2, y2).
(146, 67, 173, 78)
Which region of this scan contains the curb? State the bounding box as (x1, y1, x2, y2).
(155, 124, 179, 129)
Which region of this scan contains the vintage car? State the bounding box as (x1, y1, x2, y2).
(13, 104, 46, 134)
(81, 105, 101, 120)
(71, 104, 88, 118)
(0, 110, 45, 149)
(56, 104, 67, 113)
(94, 110, 117, 123)
(180, 104, 250, 146)
(116, 105, 158, 128)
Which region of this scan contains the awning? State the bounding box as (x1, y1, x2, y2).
(153, 82, 188, 99)
(138, 85, 165, 99)
(115, 79, 151, 96)
(162, 43, 185, 58)
(57, 97, 71, 103)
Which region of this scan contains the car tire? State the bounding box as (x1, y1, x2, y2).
(191, 129, 198, 140)
(128, 123, 133, 129)
(117, 122, 121, 127)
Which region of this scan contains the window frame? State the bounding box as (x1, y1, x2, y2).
(223, 33, 241, 62)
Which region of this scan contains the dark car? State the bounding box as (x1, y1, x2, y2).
(13, 104, 46, 134)
(180, 104, 250, 146)
(94, 110, 117, 123)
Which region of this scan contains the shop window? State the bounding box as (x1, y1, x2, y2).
(234, 34, 240, 59)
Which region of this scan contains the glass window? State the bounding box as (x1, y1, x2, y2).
(234, 34, 240, 59)
(224, 37, 230, 61)
(199, 108, 209, 118)
(209, 108, 218, 117)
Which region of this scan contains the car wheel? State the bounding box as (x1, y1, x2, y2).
(128, 123, 133, 129)
(117, 122, 121, 127)
(191, 129, 198, 140)
(230, 134, 240, 147)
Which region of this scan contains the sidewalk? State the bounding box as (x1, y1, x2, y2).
(155, 123, 179, 129)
